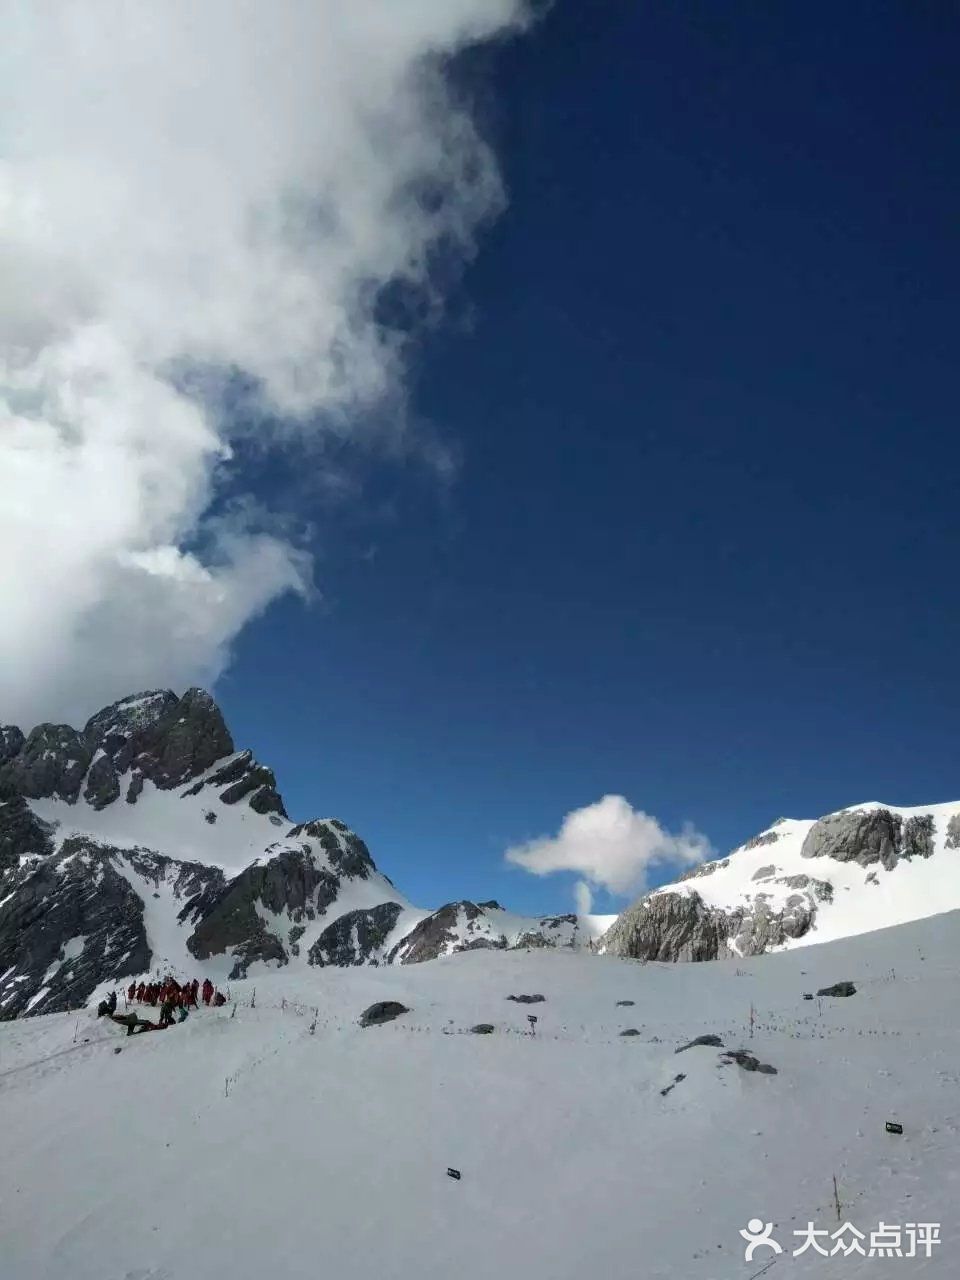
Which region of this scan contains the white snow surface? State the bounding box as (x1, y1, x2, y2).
(1, 911, 957, 1279)
(646, 802, 960, 953)
(31, 769, 286, 876)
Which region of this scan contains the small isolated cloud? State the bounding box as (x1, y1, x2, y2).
(505, 795, 713, 907)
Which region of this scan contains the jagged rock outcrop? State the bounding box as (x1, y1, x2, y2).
(289, 820, 374, 878)
(801, 808, 903, 870)
(0, 786, 55, 874)
(0, 839, 149, 1018)
(0, 723, 91, 802)
(389, 901, 487, 964)
(187, 844, 341, 977)
(600, 892, 731, 962)
(308, 902, 403, 967)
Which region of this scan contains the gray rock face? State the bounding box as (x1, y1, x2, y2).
(676, 1034, 724, 1052)
(289, 820, 374, 878)
(902, 814, 935, 860)
(678, 857, 729, 882)
(83, 753, 121, 810)
(388, 901, 489, 964)
(0, 726, 25, 763)
(359, 1001, 409, 1027)
(0, 839, 149, 1018)
(744, 830, 780, 851)
(801, 808, 903, 870)
(0, 723, 91, 802)
(0, 786, 55, 875)
(946, 815, 960, 850)
(187, 845, 341, 978)
(720, 1049, 777, 1074)
(308, 903, 403, 967)
(751, 864, 777, 880)
(600, 891, 731, 962)
(817, 981, 856, 997)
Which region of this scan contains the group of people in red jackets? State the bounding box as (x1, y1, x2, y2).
(127, 976, 226, 1014)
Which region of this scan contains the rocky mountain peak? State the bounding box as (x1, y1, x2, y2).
(0, 687, 238, 810)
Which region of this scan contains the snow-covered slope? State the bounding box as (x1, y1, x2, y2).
(0, 689, 593, 1017)
(600, 802, 960, 962)
(2, 909, 957, 1280)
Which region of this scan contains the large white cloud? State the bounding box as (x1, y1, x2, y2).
(0, 0, 528, 724)
(505, 795, 713, 906)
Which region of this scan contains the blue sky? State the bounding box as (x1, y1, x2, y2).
(177, 5, 960, 913)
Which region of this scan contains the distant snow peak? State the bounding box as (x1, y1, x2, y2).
(599, 803, 960, 962)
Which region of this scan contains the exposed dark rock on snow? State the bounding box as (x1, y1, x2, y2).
(0, 839, 149, 1018)
(817, 981, 856, 997)
(289, 820, 374, 879)
(600, 892, 730, 962)
(744, 830, 781, 851)
(620, 1028, 641, 1036)
(308, 903, 403, 967)
(359, 1001, 409, 1027)
(388, 902, 483, 964)
(751, 864, 777, 880)
(676, 1034, 724, 1052)
(660, 1072, 686, 1096)
(470, 1024, 495, 1034)
(801, 808, 903, 871)
(0, 786, 55, 874)
(616, 999, 635, 1007)
(0, 723, 91, 802)
(720, 1050, 777, 1074)
(678, 858, 729, 882)
(946, 815, 960, 850)
(187, 844, 341, 977)
(506, 993, 545, 1004)
(83, 752, 121, 810)
(902, 814, 935, 860)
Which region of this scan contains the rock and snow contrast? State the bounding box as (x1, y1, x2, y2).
(598, 805, 960, 963)
(2, 911, 959, 1279)
(0, 689, 607, 1018)
(4, 688, 960, 1020)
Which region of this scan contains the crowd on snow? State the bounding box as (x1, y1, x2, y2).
(96, 976, 228, 1036)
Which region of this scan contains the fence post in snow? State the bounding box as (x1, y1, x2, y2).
(833, 1174, 841, 1222)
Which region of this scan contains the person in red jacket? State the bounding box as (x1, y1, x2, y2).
(127, 982, 136, 1002)
(136, 982, 145, 1003)
(201, 978, 214, 1006)
(190, 978, 200, 1006)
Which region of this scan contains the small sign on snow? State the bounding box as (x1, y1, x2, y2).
(885, 1121, 903, 1135)
(447, 1167, 461, 1180)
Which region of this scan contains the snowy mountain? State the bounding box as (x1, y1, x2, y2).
(0, 689, 606, 1018)
(2, 908, 958, 1279)
(599, 804, 960, 962)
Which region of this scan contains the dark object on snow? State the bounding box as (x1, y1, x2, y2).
(620, 1028, 641, 1037)
(359, 1001, 409, 1027)
(109, 1012, 158, 1036)
(802, 993, 813, 1000)
(113, 1047, 122, 1054)
(213, 991, 226, 1006)
(660, 1073, 686, 1096)
(470, 1024, 495, 1034)
(886, 1121, 904, 1135)
(447, 1168, 461, 1180)
(96, 990, 118, 1018)
(720, 1049, 778, 1075)
(816, 982, 856, 998)
(676, 1034, 724, 1053)
(506, 994, 545, 1004)
(616, 1000, 635, 1007)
